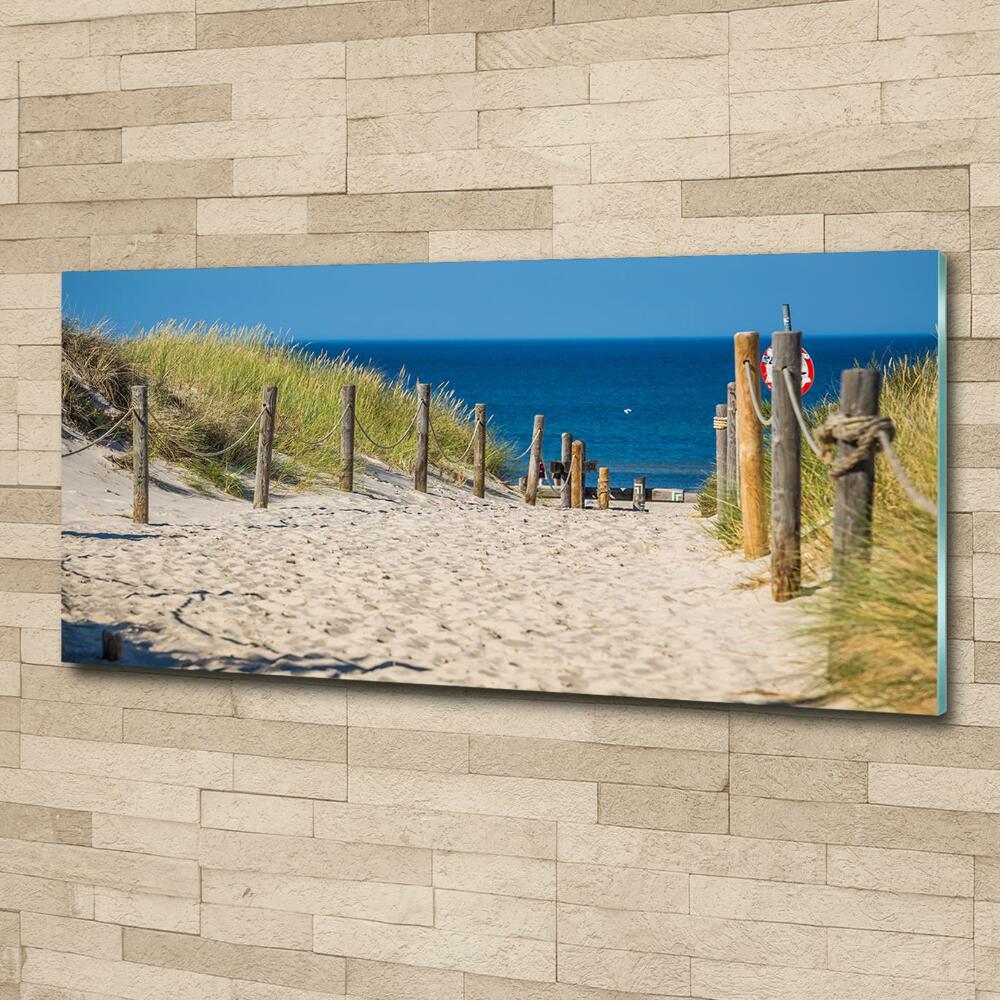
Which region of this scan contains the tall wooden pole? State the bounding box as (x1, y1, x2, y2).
(598, 467, 610, 510)
(833, 368, 880, 576)
(472, 403, 486, 498)
(524, 413, 545, 506)
(253, 385, 278, 510)
(734, 332, 768, 559)
(714, 402, 727, 516)
(560, 432, 573, 509)
(414, 382, 430, 493)
(131, 384, 148, 525)
(770, 330, 802, 601)
(726, 380, 738, 503)
(570, 439, 584, 509)
(340, 383, 355, 493)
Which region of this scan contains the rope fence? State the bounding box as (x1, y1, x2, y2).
(63, 374, 563, 523)
(355, 412, 417, 452)
(510, 427, 542, 462)
(302, 411, 345, 448)
(718, 329, 938, 605)
(149, 407, 264, 460)
(61, 405, 134, 457)
(429, 418, 476, 465)
(781, 366, 936, 517)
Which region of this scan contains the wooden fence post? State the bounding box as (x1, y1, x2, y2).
(472, 403, 486, 498)
(734, 332, 768, 559)
(560, 432, 573, 509)
(726, 380, 738, 503)
(340, 383, 355, 493)
(770, 329, 802, 601)
(833, 367, 880, 575)
(598, 467, 610, 510)
(253, 385, 278, 510)
(524, 414, 545, 506)
(714, 402, 727, 516)
(131, 384, 148, 524)
(571, 439, 584, 509)
(632, 476, 646, 511)
(414, 382, 430, 493)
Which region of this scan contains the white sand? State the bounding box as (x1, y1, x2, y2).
(62, 440, 829, 706)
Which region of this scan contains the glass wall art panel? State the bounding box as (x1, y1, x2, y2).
(61, 250, 946, 714)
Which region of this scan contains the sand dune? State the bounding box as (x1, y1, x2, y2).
(62, 440, 829, 706)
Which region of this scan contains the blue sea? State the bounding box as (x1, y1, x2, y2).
(300, 334, 936, 490)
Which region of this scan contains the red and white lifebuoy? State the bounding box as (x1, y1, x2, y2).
(760, 345, 815, 395)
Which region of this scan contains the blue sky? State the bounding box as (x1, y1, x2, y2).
(63, 251, 941, 342)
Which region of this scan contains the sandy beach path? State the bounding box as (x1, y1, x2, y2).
(62, 446, 827, 705)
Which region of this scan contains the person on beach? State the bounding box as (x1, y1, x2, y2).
(551, 460, 566, 488)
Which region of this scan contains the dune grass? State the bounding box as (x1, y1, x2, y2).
(700, 355, 939, 714)
(62, 320, 513, 497)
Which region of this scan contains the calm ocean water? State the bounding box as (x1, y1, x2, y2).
(300, 334, 936, 490)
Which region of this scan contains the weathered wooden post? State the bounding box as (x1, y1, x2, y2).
(253, 385, 278, 510)
(714, 402, 727, 516)
(131, 384, 148, 524)
(414, 381, 430, 493)
(833, 367, 880, 575)
(598, 467, 610, 510)
(632, 476, 646, 511)
(770, 329, 802, 601)
(340, 383, 355, 493)
(560, 432, 573, 509)
(524, 414, 545, 506)
(472, 403, 486, 498)
(570, 439, 584, 509)
(726, 380, 738, 502)
(734, 332, 768, 559)
(580, 440, 587, 499)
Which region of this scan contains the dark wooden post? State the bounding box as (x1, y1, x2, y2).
(580, 440, 587, 501)
(714, 402, 727, 516)
(472, 403, 486, 498)
(726, 380, 738, 503)
(131, 385, 149, 524)
(734, 332, 768, 559)
(340, 383, 355, 493)
(833, 367, 880, 575)
(524, 414, 545, 506)
(770, 330, 802, 601)
(560, 432, 573, 509)
(253, 385, 278, 510)
(632, 476, 646, 511)
(598, 467, 610, 510)
(414, 381, 430, 493)
(570, 439, 584, 509)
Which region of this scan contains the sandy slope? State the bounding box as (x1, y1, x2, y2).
(62, 440, 828, 706)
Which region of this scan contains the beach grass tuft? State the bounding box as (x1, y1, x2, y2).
(62, 320, 513, 496)
(702, 354, 939, 713)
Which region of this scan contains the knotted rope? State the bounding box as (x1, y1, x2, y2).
(780, 366, 935, 517)
(814, 413, 895, 478)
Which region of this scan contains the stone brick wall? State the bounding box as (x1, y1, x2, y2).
(0, 1, 997, 997)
